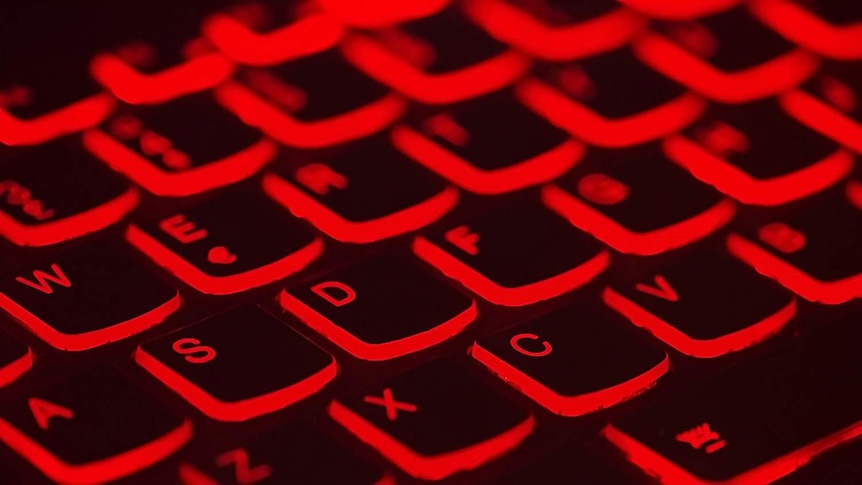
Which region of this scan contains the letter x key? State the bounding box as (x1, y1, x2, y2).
(363, 388, 417, 421)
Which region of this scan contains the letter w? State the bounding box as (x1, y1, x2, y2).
(16, 264, 72, 294)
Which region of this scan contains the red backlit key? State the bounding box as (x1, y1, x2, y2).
(618, 0, 741, 19)
(542, 145, 735, 255)
(0, 242, 180, 351)
(279, 253, 477, 361)
(315, 0, 449, 28)
(392, 91, 584, 194)
(413, 200, 609, 306)
(465, 0, 647, 61)
(633, 8, 819, 103)
(727, 192, 862, 304)
(665, 100, 853, 206)
(0, 331, 32, 389)
(84, 93, 277, 197)
(341, 7, 531, 104)
(751, 0, 862, 60)
(126, 190, 322, 295)
(603, 253, 796, 358)
(0, 365, 191, 484)
(472, 303, 669, 417)
(329, 359, 534, 481)
(216, 49, 406, 148)
(202, 1, 343, 66)
(517, 48, 705, 148)
(493, 441, 645, 484)
(604, 314, 862, 484)
(136, 305, 336, 422)
(0, 138, 138, 246)
(263, 136, 457, 243)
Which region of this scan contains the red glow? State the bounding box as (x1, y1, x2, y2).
(328, 400, 534, 481)
(633, 31, 819, 103)
(780, 89, 862, 155)
(750, 0, 862, 60)
(848, 181, 862, 210)
(663, 135, 853, 206)
(412, 236, 609, 307)
(0, 416, 191, 484)
(341, 34, 531, 105)
(279, 289, 478, 361)
(0, 188, 138, 247)
(314, 0, 449, 28)
(391, 125, 583, 194)
(135, 348, 337, 422)
(214, 81, 406, 148)
(83, 129, 277, 197)
(125, 225, 323, 295)
(464, 0, 647, 61)
(542, 184, 735, 256)
(262, 173, 458, 243)
(0, 348, 33, 389)
(471, 343, 669, 417)
(0, 93, 115, 146)
(618, 0, 741, 19)
(602, 287, 795, 358)
(516, 78, 705, 147)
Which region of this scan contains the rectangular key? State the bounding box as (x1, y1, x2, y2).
(605, 313, 862, 484)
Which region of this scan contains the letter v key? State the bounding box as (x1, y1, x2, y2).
(635, 275, 679, 302)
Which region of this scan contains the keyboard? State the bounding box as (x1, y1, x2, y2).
(1, 0, 862, 483)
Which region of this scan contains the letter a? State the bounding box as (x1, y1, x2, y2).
(16, 264, 72, 294)
(311, 281, 356, 307)
(28, 397, 74, 430)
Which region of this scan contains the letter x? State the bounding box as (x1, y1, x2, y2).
(363, 387, 418, 421)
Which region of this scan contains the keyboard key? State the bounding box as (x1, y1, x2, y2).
(316, 0, 449, 28)
(493, 441, 645, 484)
(341, 8, 531, 104)
(136, 305, 336, 422)
(464, 0, 647, 61)
(618, 0, 741, 19)
(413, 200, 609, 306)
(604, 313, 862, 484)
(279, 253, 477, 360)
(0, 242, 180, 351)
(178, 421, 389, 484)
(603, 253, 796, 358)
(393, 91, 584, 194)
(727, 191, 862, 304)
(751, 0, 862, 60)
(329, 359, 534, 480)
(263, 136, 457, 243)
(0, 365, 191, 484)
(665, 100, 853, 206)
(202, 1, 343, 66)
(126, 190, 322, 295)
(472, 303, 669, 417)
(0, 331, 32, 389)
(517, 49, 705, 148)
(84, 94, 277, 197)
(0, 138, 138, 246)
(543, 146, 735, 255)
(633, 8, 819, 103)
(215, 49, 406, 148)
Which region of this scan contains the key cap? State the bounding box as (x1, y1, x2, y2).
(316, 0, 449, 28)
(413, 200, 609, 306)
(341, 7, 531, 104)
(279, 253, 477, 360)
(517, 48, 705, 148)
(0, 331, 32, 389)
(0, 365, 191, 484)
(493, 441, 646, 484)
(126, 190, 322, 295)
(751, 0, 862, 60)
(618, 0, 741, 19)
(84, 93, 277, 197)
(633, 8, 819, 103)
(177, 421, 389, 484)
(727, 191, 862, 304)
(263, 136, 457, 243)
(392, 91, 584, 194)
(775, 438, 862, 485)
(0, 242, 180, 351)
(329, 359, 534, 480)
(665, 100, 853, 206)
(604, 312, 862, 484)
(603, 253, 796, 358)
(136, 305, 336, 422)
(215, 49, 406, 148)
(0, 138, 139, 246)
(473, 303, 668, 417)
(542, 145, 735, 255)
(202, 1, 343, 66)
(464, 0, 646, 61)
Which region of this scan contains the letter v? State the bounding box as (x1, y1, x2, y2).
(635, 275, 679, 302)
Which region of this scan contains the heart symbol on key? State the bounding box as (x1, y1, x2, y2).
(207, 246, 237, 265)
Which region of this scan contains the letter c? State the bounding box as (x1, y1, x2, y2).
(510, 333, 552, 357)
